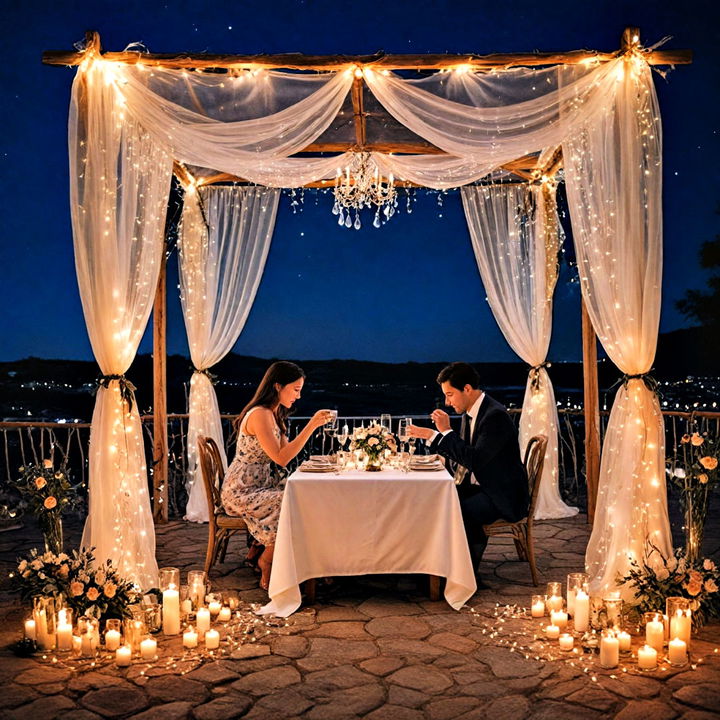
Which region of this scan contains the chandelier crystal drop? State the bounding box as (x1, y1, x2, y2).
(332, 152, 398, 230)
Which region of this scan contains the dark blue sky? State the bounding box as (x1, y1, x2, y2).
(1, 0, 718, 363)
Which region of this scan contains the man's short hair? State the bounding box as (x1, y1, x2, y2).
(437, 362, 481, 391)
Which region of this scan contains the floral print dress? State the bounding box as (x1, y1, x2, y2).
(221, 408, 285, 545)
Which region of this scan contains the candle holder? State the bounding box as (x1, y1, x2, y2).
(643, 611, 665, 653)
(599, 629, 620, 669)
(566, 573, 588, 616)
(637, 644, 658, 671)
(144, 603, 162, 634)
(159, 567, 181, 591)
(602, 595, 624, 630)
(77, 615, 99, 656)
(531, 594, 545, 618)
(187, 570, 207, 611)
(56, 606, 74, 652)
(104, 618, 122, 650)
(33, 596, 56, 651)
(579, 630, 599, 653)
(180, 585, 192, 618)
(545, 582, 563, 613)
(123, 616, 147, 653)
(666, 596, 692, 647)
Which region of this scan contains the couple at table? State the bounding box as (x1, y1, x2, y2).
(222, 360, 528, 590)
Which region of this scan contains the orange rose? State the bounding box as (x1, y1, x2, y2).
(86, 587, 100, 602)
(698, 473, 709, 484)
(691, 433, 704, 446)
(43, 459, 53, 469)
(34, 476, 47, 490)
(43, 496, 57, 509)
(104, 582, 117, 598)
(681, 434, 691, 444)
(686, 579, 703, 596)
(70, 581, 84, 596)
(699, 456, 718, 470)
(57, 564, 69, 579)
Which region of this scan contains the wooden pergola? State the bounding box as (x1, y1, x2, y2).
(43, 29, 692, 524)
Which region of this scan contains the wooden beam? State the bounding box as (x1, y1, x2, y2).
(43, 45, 692, 71)
(581, 295, 601, 525)
(152, 249, 169, 524)
(351, 76, 366, 147)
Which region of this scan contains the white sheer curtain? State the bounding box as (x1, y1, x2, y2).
(462, 182, 577, 520)
(180, 185, 280, 523)
(562, 55, 671, 596)
(69, 60, 172, 588)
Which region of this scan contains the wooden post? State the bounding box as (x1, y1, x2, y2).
(152, 249, 169, 524)
(581, 296, 601, 524)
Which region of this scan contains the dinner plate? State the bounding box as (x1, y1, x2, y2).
(299, 465, 338, 473)
(409, 464, 445, 472)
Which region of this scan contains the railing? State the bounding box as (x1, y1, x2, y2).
(1, 411, 718, 521)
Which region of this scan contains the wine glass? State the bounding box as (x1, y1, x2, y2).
(380, 413, 392, 433)
(324, 412, 338, 457)
(405, 417, 417, 458)
(398, 418, 409, 470)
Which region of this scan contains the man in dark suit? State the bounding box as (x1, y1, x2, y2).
(408, 362, 529, 576)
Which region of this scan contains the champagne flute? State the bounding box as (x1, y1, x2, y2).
(398, 419, 409, 471)
(324, 412, 338, 458)
(380, 413, 392, 433)
(405, 417, 417, 458)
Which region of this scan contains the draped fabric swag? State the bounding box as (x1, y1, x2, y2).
(180, 186, 280, 523)
(69, 47, 669, 593)
(462, 183, 578, 520)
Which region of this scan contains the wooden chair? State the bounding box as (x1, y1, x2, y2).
(482, 434, 548, 586)
(197, 436, 248, 576)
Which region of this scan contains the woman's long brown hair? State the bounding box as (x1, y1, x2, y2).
(234, 361, 306, 436)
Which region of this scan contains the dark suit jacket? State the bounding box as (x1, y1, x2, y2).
(429, 394, 529, 522)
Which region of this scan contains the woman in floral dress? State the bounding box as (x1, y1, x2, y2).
(222, 361, 333, 590)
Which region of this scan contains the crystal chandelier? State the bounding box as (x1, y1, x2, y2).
(332, 151, 398, 229)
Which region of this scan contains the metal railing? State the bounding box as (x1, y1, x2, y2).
(1, 410, 718, 521)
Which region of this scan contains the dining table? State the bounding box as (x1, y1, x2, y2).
(258, 461, 477, 617)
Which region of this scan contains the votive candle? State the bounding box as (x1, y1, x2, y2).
(617, 630, 632, 653)
(545, 624, 560, 640)
(183, 626, 198, 649)
(218, 606, 232, 622)
(559, 633, 574, 651)
(600, 633, 619, 669)
(670, 609, 691, 647)
(531, 595, 545, 618)
(72, 635, 82, 655)
(205, 628, 220, 650)
(668, 637, 688, 667)
(57, 621, 73, 652)
(116, 645, 132, 667)
(638, 644, 658, 671)
(105, 629, 121, 651)
(140, 637, 157, 661)
(196, 607, 211, 637)
(645, 616, 664, 653)
(550, 610, 568, 630)
(208, 600, 222, 617)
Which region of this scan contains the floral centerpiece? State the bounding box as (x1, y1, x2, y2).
(15, 460, 84, 554)
(13, 547, 137, 620)
(351, 423, 397, 471)
(618, 543, 720, 629)
(667, 430, 719, 565)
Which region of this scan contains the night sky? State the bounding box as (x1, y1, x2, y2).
(1, 0, 718, 364)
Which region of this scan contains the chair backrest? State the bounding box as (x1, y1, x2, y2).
(197, 436, 225, 520)
(524, 434, 548, 520)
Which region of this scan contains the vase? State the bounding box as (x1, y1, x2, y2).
(40, 511, 64, 555)
(681, 486, 709, 566)
(365, 454, 383, 472)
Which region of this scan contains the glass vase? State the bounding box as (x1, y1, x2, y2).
(681, 486, 709, 567)
(40, 511, 64, 555)
(365, 453, 383, 472)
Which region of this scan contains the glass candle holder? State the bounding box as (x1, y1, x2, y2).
(566, 573, 589, 616)
(144, 603, 163, 634)
(531, 594, 545, 618)
(104, 618, 122, 651)
(180, 585, 192, 618)
(56, 607, 73, 652)
(123, 617, 147, 653)
(666, 597, 692, 647)
(545, 582, 563, 613)
(33, 596, 56, 651)
(77, 615, 99, 656)
(187, 570, 207, 611)
(603, 595, 624, 630)
(643, 611, 665, 653)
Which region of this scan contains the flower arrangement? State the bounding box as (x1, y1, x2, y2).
(351, 423, 397, 470)
(667, 430, 719, 564)
(13, 547, 137, 620)
(14, 459, 84, 554)
(618, 543, 720, 628)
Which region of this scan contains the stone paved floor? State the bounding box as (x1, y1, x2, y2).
(1, 513, 719, 720)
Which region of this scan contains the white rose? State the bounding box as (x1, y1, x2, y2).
(667, 556, 678, 572)
(655, 567, 669, 581)
(368, 438, 379, 446)
(673, 468, 686, 478)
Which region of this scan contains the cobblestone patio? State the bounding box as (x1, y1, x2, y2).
(1, 513, 719, 719)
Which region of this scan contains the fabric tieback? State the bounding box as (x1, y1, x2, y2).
(193, 367, 218, 385)
(95, 374, 137, 411)
(529, 362, 551, 392)
(614, 371, 660, 396)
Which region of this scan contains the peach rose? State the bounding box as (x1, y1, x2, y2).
(681, 434, 691, 444)
(704, 579, 718, 593)
(698, 473, 709, 484)
(43, 459, 53, 469)
(686, 579, 703, 596)
(34, 476, 47, 489)
(691, 433, 704, 446)
(57, 564, 69, 579)
(704, 559, 716, 572)
(104, 582, 117, 598)
(86, 587, 100, 602)
(43, 496, 57, 509)
(70, 580, 84, 596)
(699, 456, 718, 470)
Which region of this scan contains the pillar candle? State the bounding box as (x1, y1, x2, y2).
(208, 600, 222, 617)
(668, 637, 687, 666)
(567, 589, 576, 616)
(196, 607, 211, 637)
(140, 637, 157, 660)
(162, 584, 181, 635)
(24, 619, 36, 640)
(645, 618, 664, 653)
(550, 610, 568, 630)
(218, 606, 232, 622)
(573, 590, 589, 633)
(183, 626, 198, 649)
(559, 633, 574, 651)
(34, 608, 53, 651)
(617, 631, 632, 653)
(670, 610, 691, 647)
(600, 634, 619, 669)
(116, 645, 132, 667)
(57, 622, 73, 651)
(105, 629, 121, 651)
(204, 628, 220, 649)
(545, 624, 560, 639)
(637, 644, 658, 670)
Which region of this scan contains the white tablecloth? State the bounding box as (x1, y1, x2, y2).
(258, 467, 477, 617)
